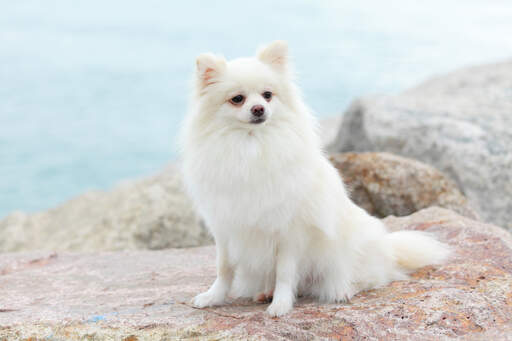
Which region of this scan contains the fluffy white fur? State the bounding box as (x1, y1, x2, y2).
(180, 41, 450, 317)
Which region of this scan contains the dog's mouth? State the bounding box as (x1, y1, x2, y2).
(250, 117, 266, 124)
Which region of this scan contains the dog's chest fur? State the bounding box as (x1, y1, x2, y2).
(184, 123, 317, 233)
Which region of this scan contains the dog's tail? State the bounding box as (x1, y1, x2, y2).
(386, 230, 450, 270)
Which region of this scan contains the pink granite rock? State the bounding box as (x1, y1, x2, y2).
(1, 207, 512, 340)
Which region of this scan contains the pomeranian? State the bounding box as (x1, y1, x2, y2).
(180, 41, 449, 316)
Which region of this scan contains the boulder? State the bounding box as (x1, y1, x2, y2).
(1, 208, 512, 340)
(329, 60, 512, 230)
(0, 164, 211, 253)
(330, 152, 478, 219)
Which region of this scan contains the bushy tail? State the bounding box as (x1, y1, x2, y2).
(386, 231, 450, 270)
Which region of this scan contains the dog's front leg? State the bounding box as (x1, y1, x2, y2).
(192, 239, 233, 307)
(266, 241, 297, 316)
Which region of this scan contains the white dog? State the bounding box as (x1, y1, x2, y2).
(180, 41, 449, 317)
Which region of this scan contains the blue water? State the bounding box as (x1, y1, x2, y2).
(1, 0, 512, 217)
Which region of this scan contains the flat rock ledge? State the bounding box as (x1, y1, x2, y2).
(1, 208, 512, 340)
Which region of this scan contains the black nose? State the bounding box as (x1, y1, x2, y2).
(251, 105, 265, 117)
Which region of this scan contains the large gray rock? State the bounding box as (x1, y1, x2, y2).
(1, 208, 512, 340)
(0, 164, 211, 252)
(330, 60, 512, 230)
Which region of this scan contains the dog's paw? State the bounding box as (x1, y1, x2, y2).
(266, 297, 292, 317)
(191, 290, 225, 308)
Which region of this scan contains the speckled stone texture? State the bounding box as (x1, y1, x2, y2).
(1, 207, 512, 340)
(329, 60, 512, 230)
(330, 152, 478, 219)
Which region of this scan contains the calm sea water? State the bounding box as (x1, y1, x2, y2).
(1, 0, 512, 217)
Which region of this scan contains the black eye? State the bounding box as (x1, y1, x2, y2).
(262, 91, 272, 101)
(230, 95, 245, 104)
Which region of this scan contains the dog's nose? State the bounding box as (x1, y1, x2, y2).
(251, 105, 265, 117)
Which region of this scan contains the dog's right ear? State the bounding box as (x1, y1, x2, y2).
(196, 53, 226, 90)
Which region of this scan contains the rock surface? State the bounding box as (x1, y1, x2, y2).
(330, 152, 478, 219)
(329, 60, 512, 230)
(1, 208, 512, 340)
(0, 164, 211, 253)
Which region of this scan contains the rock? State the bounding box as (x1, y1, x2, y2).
(1, 207, 512, 340)
(330, 152, 478, 219)
(0, 164, 212, 253)
(329, 60, 512, 230)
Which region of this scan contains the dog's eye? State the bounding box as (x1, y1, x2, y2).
(262, 91, 272, 101)
(230, 95, 245, 105)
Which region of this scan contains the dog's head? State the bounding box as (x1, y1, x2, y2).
(193, 41, 295, 127)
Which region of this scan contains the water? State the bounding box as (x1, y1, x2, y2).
(1, 0, 512, 217)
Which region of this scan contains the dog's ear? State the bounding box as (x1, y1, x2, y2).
(196, 53, 226, 89)
(257, 40, 288, 72)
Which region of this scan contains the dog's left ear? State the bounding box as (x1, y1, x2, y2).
(257, 40, 288, 72)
